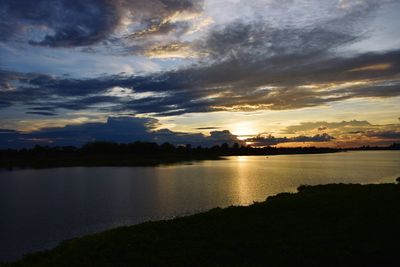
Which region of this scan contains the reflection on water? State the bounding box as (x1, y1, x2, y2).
(0, 151, 399, 261)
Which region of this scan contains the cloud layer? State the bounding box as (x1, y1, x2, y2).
(0, 116, 346, 148)
(0, 0, 399, 148)
(1, 1, 399, 116)
(0, 116, 241, 148)
(1, 47, 399, 116)
(282, 120, 400, 147)
(0, 0, 203, 49)
(1, 117, 398, 149)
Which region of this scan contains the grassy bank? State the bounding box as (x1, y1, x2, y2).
(4, 179, 400, 266)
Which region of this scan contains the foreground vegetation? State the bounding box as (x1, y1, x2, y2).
(4, 179, 400, 266)
(0, 141, 342, 169)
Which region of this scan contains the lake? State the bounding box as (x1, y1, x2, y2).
(1, 151, 400, 261)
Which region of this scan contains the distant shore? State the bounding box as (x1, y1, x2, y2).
(0, 153, 223, 170)
(4, 178, 400, 266)
(0, 141, 347, 169)
(2, 141, 399, 169)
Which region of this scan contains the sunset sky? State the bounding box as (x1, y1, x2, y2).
(0, 0, 399, 148)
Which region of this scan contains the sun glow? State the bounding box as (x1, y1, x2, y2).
(231, 122, 256, 139)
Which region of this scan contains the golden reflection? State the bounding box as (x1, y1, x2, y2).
(235, 156, 252, 205)
(237, 156, 248, 162)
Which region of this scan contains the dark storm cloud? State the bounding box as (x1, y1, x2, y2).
(1, 116, 158, 148)
(153, 128, 243, 147)
(198, 20, 356, 61)
(0, 116, 244, 148)
(28, 106, 57, 112)
(0, 0, 203, 47)
(0, 0, 118, 46)
(1, 47, 400, 115)
(365, 130, 400, 139)
(0, 100, 12, 108)
(1, 2, 400, 116)
(26, 111, 57, 116)
(246, 133, 334, 146)
(0, 115, 343, 148)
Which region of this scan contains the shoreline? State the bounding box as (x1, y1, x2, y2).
(0, 151, 340, 170)
(3, 149, 399, 170)
(2, 141, 398, 170)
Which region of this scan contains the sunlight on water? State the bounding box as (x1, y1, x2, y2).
(1, 151, 400, 260)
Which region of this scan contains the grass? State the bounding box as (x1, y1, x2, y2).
(4, 179, 400, 266)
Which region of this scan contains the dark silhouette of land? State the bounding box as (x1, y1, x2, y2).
(1, 141, 398, 169)
(4, 179, 400, 267)
(345, 142, 400, 151)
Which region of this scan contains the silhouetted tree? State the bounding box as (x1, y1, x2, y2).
(161, 142, 175, 152)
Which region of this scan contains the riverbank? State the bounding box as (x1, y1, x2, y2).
(4, 179, 400, 266)
(0, 141, 342, 169)
(0, 153, 223, 169)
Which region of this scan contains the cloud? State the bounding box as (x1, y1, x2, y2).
(1, 0, 390, 58)
(197, 20, 356, 61)
(365, 130, 400, 139)
(1, 0, 399, 118)
(280, 120, 400, 147)
(1, 46, 400, 116)
(0, 116, 244, 148)
(246, 133, 334, 146)
(0, 116, 157, 148)
(0, 0, 117, 46)
(283, 120, 373, 134)
(26, 111, 58, 116)
(0, 0, 204, 50)
(1, 116, 399, 149)
(144, 42, 199, 59)
(195, 127, 220, 130)
(153, 128, 244, 147)
(0, 100, 12, 108)
(0, 116, 337, 149)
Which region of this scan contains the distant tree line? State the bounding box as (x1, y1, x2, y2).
(0, 141, 398, 169)
(1, 141, 399, 156)
(0, 141, 342, 156)
(346, 143, 400, 151)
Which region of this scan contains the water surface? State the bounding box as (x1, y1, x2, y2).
(1, 151, 399, 261)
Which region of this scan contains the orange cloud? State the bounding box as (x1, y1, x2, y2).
(348, 63, 392, 72)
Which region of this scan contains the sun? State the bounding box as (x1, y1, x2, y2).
(231, 122, 256, 140)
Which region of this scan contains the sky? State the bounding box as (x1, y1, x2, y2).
(0, 0, 399, 148)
